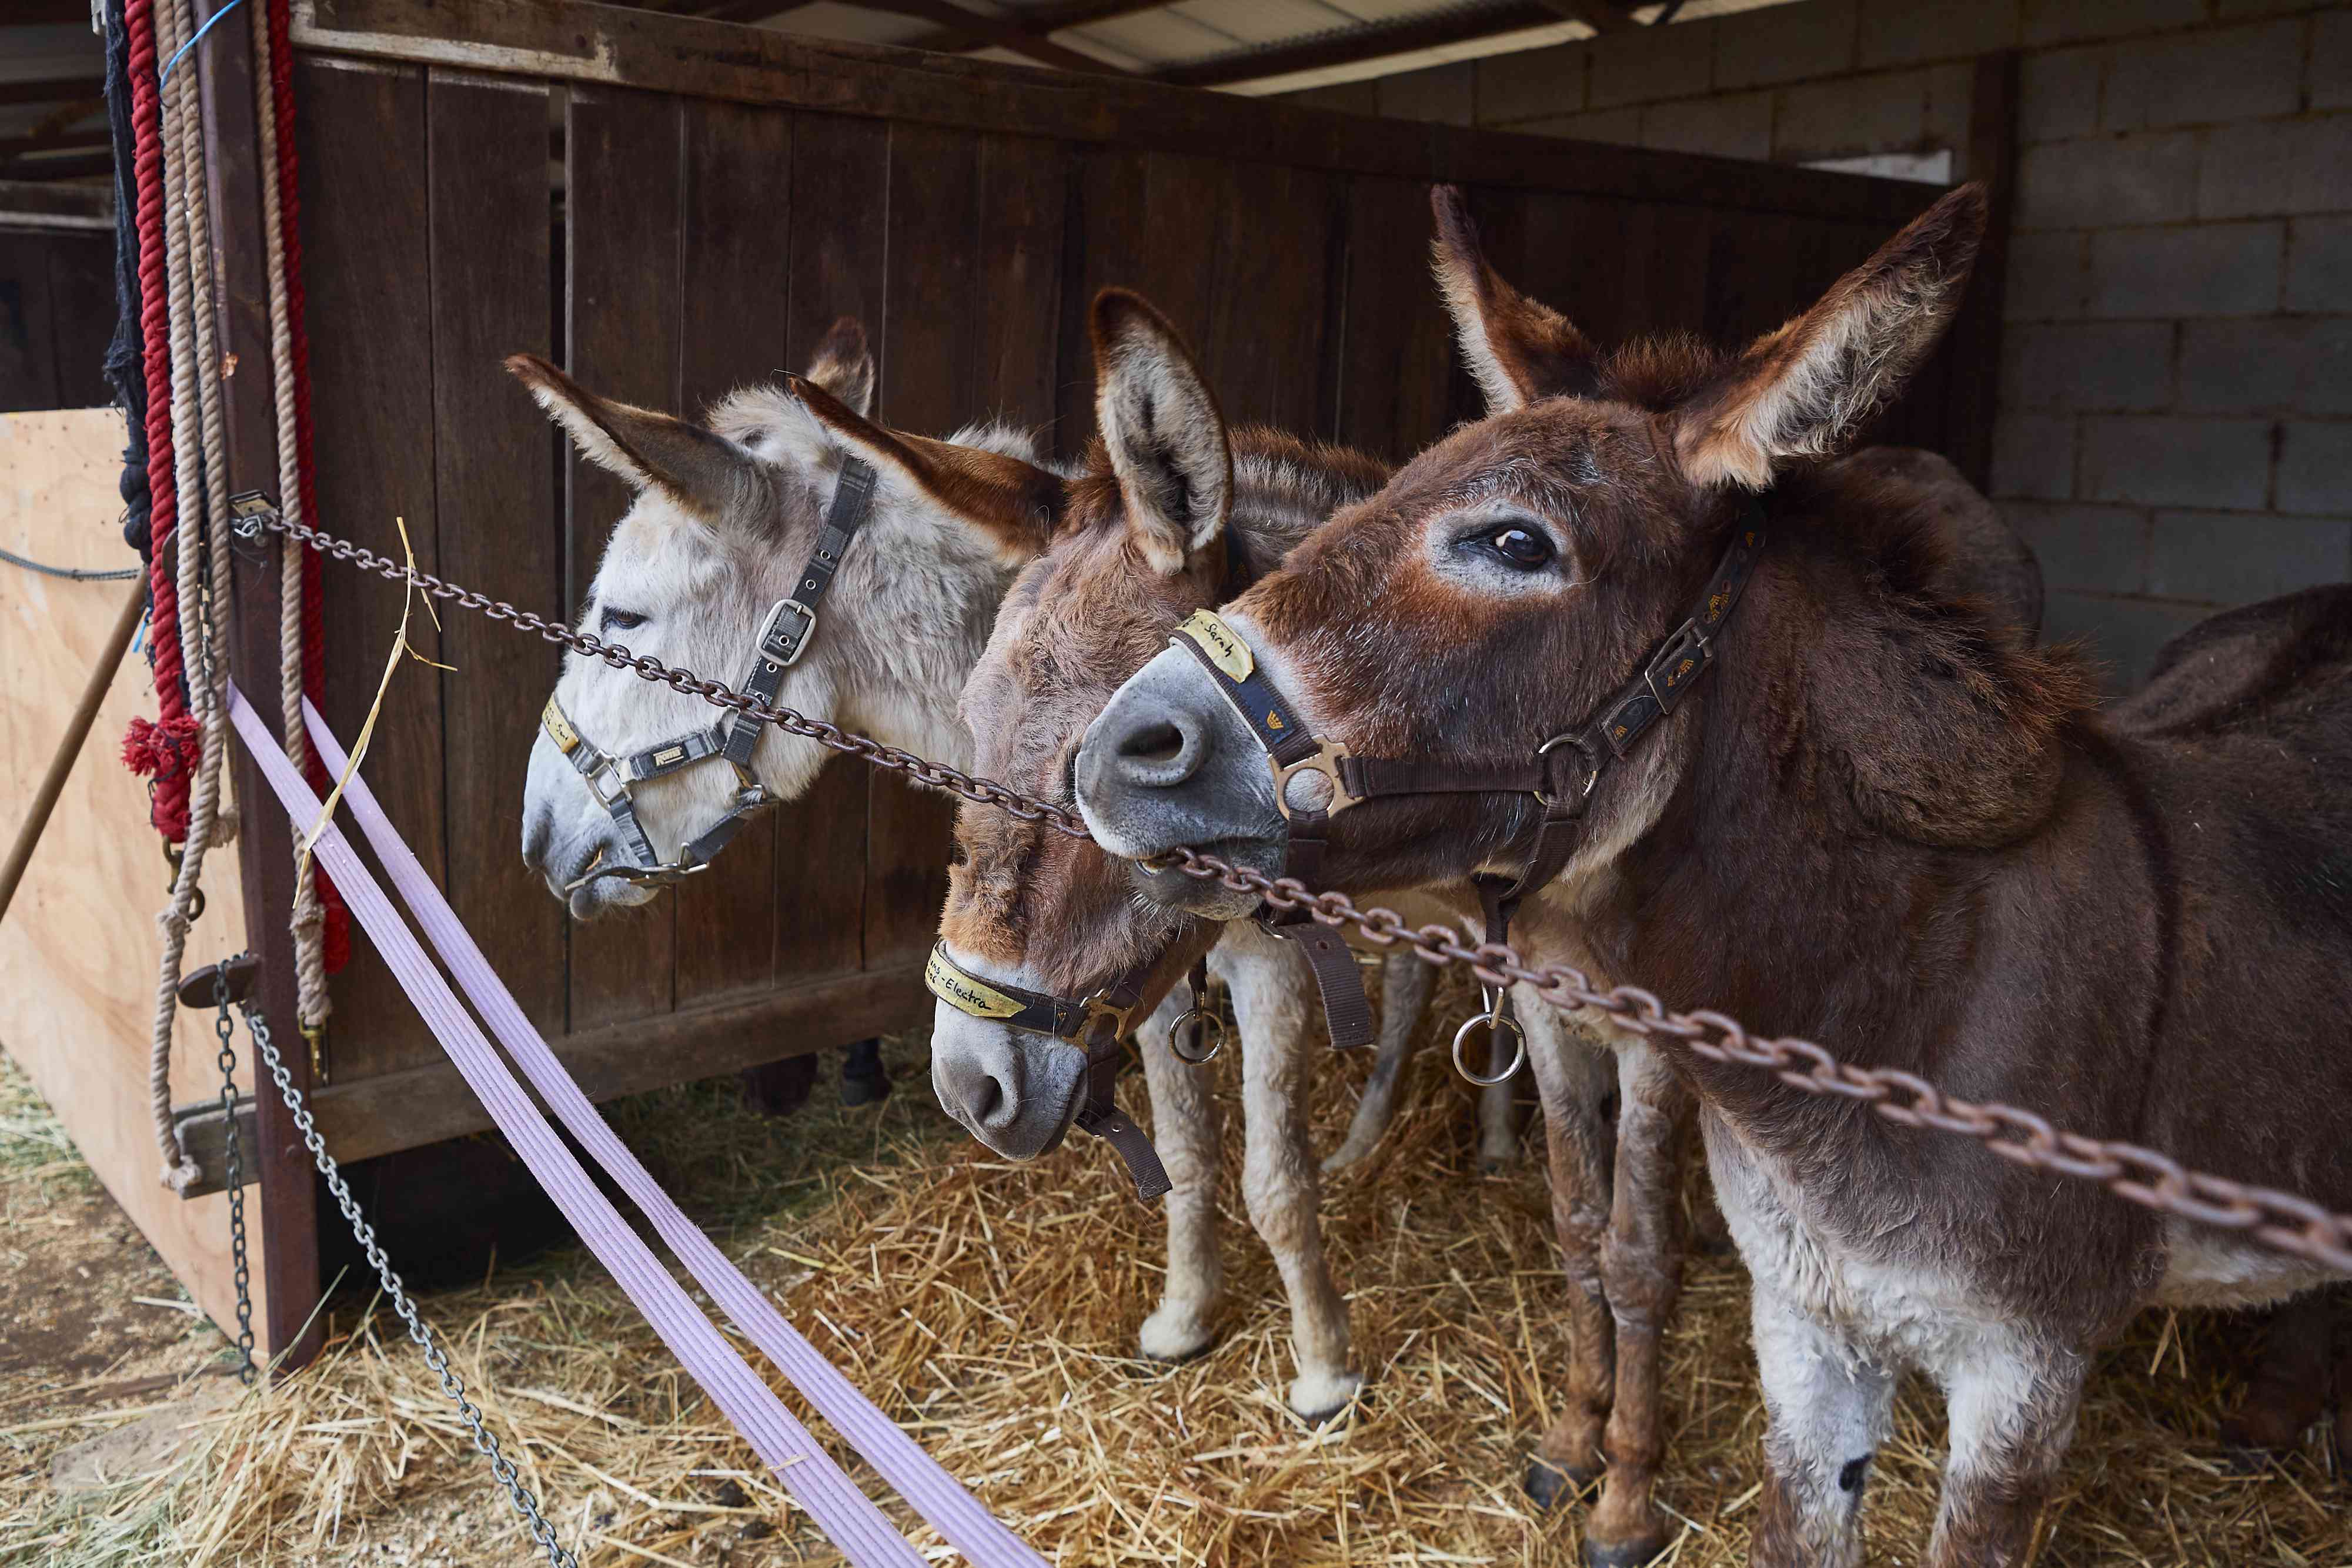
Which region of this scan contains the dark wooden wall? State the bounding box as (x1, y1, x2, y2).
(0, 226, 112, 414)
(279, 0, 2003, 1159)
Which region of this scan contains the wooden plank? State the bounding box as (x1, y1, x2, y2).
(296, 57, 443, 1082)
(0, 232, 61, 412)
(200, 0, 321, 1368)
(1196, 159, 1342, 436)
(427, 70, 564, 1034)
(1056, 148, 1225, 454)
(1622, 203, 1715, 342)
(967, 135, 1067, 433)
(1331, 176, 1454, 463)
(671, 95, 790, 1008)
(773, 111, 887, 979)
(308, 963, 933, 1161)
(293, 0, 1938, 226)
(44, 232, 114, 409)
(564, 85, 681, 1029)
(0, 409, 265, 1358)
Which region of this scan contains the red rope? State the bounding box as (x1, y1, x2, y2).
(120, 0, 198, 844)
(265, 0, 348, 971)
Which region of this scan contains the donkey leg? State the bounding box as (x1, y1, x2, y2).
(1323, 951, 1436, 1174)
(1135, 988, 1227, 1365)
(1478, 1064, 1524, 1173)
(2220, 1289, 2336, 1457)
(1925, 1337, 2086, 1568)
(1518, 991, 1619, 1507)
(1748, 1286, 1895, 1568)
(1583, 1043, 1695, 1567)
(1228, 932, 1362, 1422)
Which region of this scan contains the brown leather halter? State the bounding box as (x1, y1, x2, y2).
(926, 938, 1209, 1201)
(1171, 497, 1769, 1077)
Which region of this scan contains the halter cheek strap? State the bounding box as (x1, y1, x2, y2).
(546, 456, 880, 892)
(925, 944, 1175, 1202)
(1171, 497, 1770, 1076)
(1162, 613, 1379, 1053)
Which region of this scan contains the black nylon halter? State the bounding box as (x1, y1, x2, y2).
(925, 942, 1175, 1201)
(1171, 496, 1769, 1072)
(544, 456, 880, 892)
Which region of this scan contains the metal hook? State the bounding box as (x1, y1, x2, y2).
(1451, 986, 1526, 1086)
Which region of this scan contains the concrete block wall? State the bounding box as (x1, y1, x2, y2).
(1292, 1, 2352, 691)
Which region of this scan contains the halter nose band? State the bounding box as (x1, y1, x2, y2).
(544, 454, 879, 893)
(926, 943, 1174, 1202)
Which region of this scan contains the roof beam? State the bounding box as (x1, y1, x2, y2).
(899, 0, 1163, 54)
(1154, 1, 1562, 89)
(687, 0, 1127, 72)
(1530, 0, 1629, 29)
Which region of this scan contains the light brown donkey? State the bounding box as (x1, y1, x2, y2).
(1077, 183, 2352, 1567)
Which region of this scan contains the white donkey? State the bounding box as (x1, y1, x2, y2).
(511, 322, 1484, 1419)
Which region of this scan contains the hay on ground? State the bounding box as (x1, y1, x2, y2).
(3, 977, 2344, 1567)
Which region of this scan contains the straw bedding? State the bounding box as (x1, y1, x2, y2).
(3, 974, 2345, 1567)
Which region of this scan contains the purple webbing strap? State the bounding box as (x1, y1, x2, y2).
(296, 698, 1047, 1568)
(226, 689, 926, 1568)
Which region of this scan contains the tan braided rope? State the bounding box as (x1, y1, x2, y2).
(249, 0, 330, 1040)
(146, 0, 239, 1192)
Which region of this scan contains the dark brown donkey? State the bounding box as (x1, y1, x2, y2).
(1075, 183, 2352, 1566)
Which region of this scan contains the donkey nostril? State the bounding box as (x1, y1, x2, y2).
(1118, 719, 1187, 767)
(971, 1074, 1007, 1126)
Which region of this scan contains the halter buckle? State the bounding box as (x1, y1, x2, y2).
(1643, 617, 1712, 714)
(758, 597, 818, 670)
(581, 755, 631, 808)
(1082, 992, 1137, 1041)
(1271, 741, 1359, 820)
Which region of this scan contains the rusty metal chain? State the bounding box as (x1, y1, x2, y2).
(255, 513, 1094, 841)
(261, 511, 2352, 1278)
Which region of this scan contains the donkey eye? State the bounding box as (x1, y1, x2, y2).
(599, 607, 648, 637)
(1479, 523, 1555, 571)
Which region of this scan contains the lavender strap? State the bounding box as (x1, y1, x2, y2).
(227, 690, 927, 1568)
(295, 697, 1047, 1568)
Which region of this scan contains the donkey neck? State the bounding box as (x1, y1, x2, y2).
(1567, 521, 2092, 1162)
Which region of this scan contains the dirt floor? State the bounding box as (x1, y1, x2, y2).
(2, 976, 2347, 1567)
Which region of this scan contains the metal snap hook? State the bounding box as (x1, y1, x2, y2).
(1168, 1005, 1227, 1065)
(1451, 987, 1526, 1086)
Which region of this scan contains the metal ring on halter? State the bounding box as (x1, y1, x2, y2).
(1452, 988, 1526, 1086)
(1167, 1005, 1228, 1065)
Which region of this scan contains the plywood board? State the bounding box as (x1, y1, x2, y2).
(0, 407, 266, 1343)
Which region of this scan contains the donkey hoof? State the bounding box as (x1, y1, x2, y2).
(1138, 1306, 1220, 1366)
(1523, 1456, 1599, 1510)
(1581, 1531, 1672, 1568)
(839, 1071, 891, 1108)
(1289, 1369, 1367, 1425)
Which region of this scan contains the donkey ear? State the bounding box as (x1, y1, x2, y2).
(789, 375, 1064, 564)
(802, 316, 876, 419)
(1428, 184, 1601, 413)
(506, 353, 759, 517)
(1090, 289, 1231, 577)
(1674, 185, 1987, 491)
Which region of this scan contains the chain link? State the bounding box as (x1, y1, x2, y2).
(267, 514, 1090, 840)
(260, 511, 2352, 1278)
(213, 967, 256, 1387)
(235, 997, 582, 1568)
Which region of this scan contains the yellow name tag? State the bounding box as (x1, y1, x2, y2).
(541, 693, 581, 754)
(926, 947, 1025, 1020)
(1178, 609, 1254, 682)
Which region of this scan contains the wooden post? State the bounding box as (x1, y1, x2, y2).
(1947, 49, 2018, 493)
(195, 0, 324, 1371)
